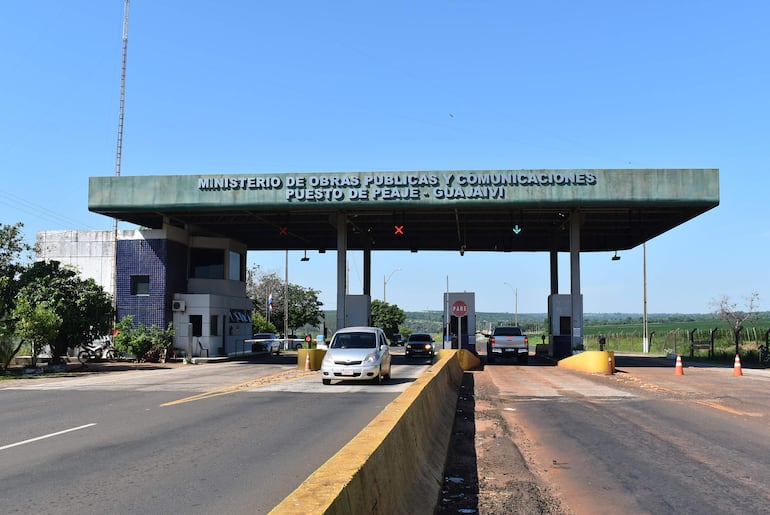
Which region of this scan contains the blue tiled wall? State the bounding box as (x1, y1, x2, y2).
(116, 238, 188, 329)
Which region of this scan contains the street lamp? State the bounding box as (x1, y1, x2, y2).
(383, 268, 401, 303)
(503, 282, 518, 326)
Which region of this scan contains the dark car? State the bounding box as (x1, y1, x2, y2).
(405, 333, 436, 358)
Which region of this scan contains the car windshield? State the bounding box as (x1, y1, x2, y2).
(409, 334, 432, 342)
(253, 333, 274, 339)
(331, 332, 377, 349)
(494, 327, 522, 336)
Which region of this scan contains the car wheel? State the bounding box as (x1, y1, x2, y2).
(518, 353, 529, 365)
(486, 346, 496, 364)
(374, 368, 383, 384)
(322, 378, 331, 385)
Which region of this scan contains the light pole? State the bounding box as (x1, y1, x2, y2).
(383, 268, 401, 303)
(503, 282, 518, 326)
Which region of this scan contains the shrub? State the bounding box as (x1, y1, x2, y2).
(114, 316, 174, 362)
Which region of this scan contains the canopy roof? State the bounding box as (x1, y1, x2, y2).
(89, 169, 719, 253)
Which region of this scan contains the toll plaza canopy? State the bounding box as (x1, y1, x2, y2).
(88, 169, 719, 253)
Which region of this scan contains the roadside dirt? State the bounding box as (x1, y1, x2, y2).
(1, 359, 185, 378)
(437, 369, 570, 515)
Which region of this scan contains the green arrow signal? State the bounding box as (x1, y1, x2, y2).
(512, 225, 522, 235)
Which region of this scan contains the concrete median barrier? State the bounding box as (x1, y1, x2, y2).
(557, 350, 615, 374)
(297, 348, 326, 371)
(270, 349, 476, 515)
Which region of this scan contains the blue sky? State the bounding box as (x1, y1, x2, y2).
(1, 1, 768, 314)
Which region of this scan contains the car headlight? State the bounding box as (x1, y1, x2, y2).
(362, 352, 378, 364)
(322, 353, 334, 365)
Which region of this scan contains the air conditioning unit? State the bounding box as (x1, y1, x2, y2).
(172, 300, 186, 312)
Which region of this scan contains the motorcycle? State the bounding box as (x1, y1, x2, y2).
(78, 338, 117, 364)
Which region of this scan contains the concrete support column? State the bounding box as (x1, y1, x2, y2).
(569, 212, 583, 350)
(336, 213, 347, 331)
(549, 250, 559, 295)
(363, 247, 371, 298)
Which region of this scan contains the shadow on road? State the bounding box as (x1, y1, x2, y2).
(436, 371, 479, 514)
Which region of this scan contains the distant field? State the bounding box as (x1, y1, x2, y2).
(401, 310, 770, 362)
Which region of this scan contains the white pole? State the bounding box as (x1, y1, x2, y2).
(515, 288, 519, 326)
(445, 276, 450, 349)
(643, 242, 649, 353)
(284, 249, 289, 341)
(383, 268, 401, 303)
(459, 314, 462, 350)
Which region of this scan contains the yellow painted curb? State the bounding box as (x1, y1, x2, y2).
(557, 350, 615, 374)
(270, 350, 466, 515)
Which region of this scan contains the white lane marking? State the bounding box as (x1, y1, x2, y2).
(0, 423, 97, 451)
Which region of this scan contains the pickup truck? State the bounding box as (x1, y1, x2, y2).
(487, 326, 529, 364)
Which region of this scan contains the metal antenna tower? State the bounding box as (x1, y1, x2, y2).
(112, 0, 130, 317)
(115, 0, 130, 176)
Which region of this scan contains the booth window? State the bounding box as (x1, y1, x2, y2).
(130, 275, 150, 296)
(190, 248, 224, 279)
(190, 315, 203, 337)
(229, 251, 244, 281)
(210, 315, 219, 336)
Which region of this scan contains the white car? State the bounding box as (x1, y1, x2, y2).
(321, 326, 392, 385)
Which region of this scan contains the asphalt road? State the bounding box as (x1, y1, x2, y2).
(475, 354, 770, 514)
(0, 355, 430, 514)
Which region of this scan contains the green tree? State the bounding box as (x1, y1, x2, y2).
(17, 261, 114, 362)
(287, 283, 323, 334)
(371, 300, 406, 340)
(247, 267, 284, 326)
(246, 266, 323, 335)
(0, 222, 33, 270)
(13, 296, 62, 368)
(251, 312, 278, 334)
(0, 223, 34, 332)
(0, 223, 36, 369)
(0, 317, 23, 372)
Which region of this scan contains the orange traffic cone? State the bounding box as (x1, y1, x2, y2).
(304, 352, 311, 371)
(674, 354, 684, 376)
(733, 354, 743, 376)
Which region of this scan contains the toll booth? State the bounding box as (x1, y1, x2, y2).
(443, 292, 476, 354)
(548, 294, 583, 359)
(345, 294, 371, 327)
